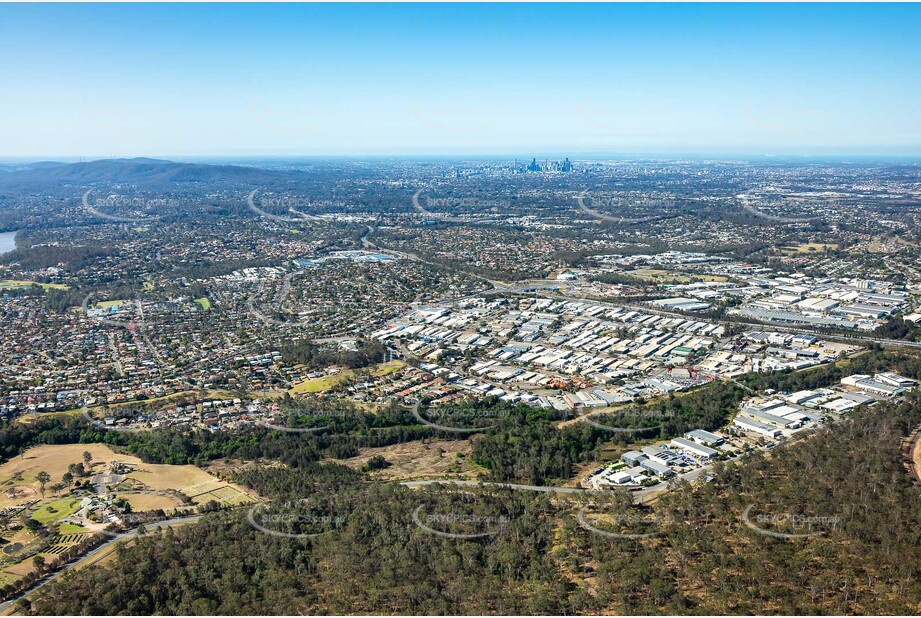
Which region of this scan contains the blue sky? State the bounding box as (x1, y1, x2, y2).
(1, 3, 919, 158)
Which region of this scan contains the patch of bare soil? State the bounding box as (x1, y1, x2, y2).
(330, 438, 481, 481)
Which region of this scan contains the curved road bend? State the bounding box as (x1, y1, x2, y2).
(400, 479, 591, 494)
(400, 478, 680, 507)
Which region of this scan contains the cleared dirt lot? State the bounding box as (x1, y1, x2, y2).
(328, 438, 483, 481)
(115, 493, 180, 512)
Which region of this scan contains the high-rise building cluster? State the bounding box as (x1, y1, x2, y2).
(517, 157, 573, 173)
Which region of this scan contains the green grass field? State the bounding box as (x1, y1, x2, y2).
(780, 242, 839, 254)
(30, 498, 82, 525)
(289, 373, 347, 394)
(92, 299, 127, 309)
(288, 360, 404, 394)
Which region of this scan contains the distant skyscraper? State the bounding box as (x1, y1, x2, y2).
(524, 157, 571, 173)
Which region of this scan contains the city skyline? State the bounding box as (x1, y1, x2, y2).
(3, 4, 921, 610)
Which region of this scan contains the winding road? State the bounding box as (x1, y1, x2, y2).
(0, 515, 202, 613)
(400, 480, 591, 494)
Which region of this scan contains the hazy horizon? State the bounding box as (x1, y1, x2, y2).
(4, 152, 921, 166)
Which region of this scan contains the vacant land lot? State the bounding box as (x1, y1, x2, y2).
(289, 360, 404, 394)
(124, 463, 255, 506)
(115, 493, 180, 512)
(628, 269, 728, 284)
(328, 438, 481, 481)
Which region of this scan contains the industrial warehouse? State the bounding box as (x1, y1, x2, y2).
(587, 371, 916, 490)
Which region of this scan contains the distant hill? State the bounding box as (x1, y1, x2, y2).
(0, 157, 283, 185)
(0, 161, 68, 173)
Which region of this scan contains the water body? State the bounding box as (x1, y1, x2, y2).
(0, 231, 17, 255)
